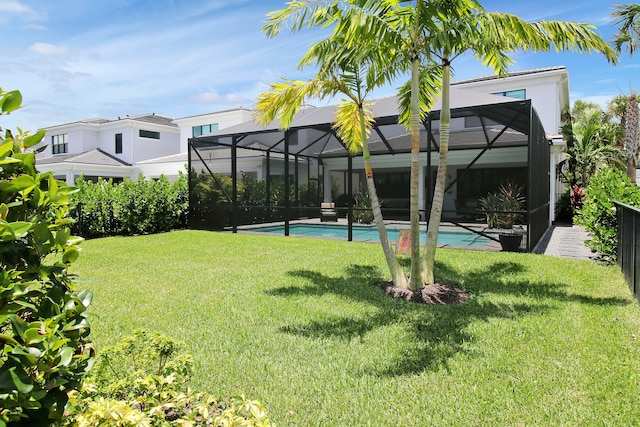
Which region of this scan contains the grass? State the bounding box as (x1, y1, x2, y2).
(73, 230, 640, 426)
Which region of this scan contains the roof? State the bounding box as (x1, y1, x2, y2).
(203, 88, 519, 138)
(126, 114, 177, 127)
(37, 148, 132, 167)
(452, 66, 567, 86)
(45, 113, 177, 130)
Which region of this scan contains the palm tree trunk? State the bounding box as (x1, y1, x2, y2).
(360, 111, 409, 289)
(625, 92, 639, 184)
(408, 55, 422, 290)
(421, 59, 451, 285)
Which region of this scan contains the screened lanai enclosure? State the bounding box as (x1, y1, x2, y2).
(188, 88, 550, 252)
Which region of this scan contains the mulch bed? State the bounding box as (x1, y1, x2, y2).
(380, 281, 470, 305)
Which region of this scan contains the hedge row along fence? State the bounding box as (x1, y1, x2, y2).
(71, 174, 189, 238)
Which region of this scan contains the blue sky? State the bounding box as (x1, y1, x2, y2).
(0, 0, 638, 132)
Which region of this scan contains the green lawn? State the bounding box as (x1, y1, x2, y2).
(73, 230, 640, 426)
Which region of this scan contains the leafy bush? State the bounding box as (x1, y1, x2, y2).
(190, 171, 320, 228)
(72, 173, 188, 238)
(0, 88, 94, 425)
(67, 330, 273, 427)
(479, 181, 525, 229)
(350, 189, 373, 224)
(575, 167, 640, 262)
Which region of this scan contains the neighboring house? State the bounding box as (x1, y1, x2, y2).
(37, 114, 180, 183)
(37, 108, 253, 183)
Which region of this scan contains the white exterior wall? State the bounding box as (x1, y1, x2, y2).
(173, 108, 253, 153)
(454, 68, 569, 135)
(42, 125, 100, 157)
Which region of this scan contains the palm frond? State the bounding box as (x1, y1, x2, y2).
(397, 64, 442, 128)
(333, 101, 375, 154)
(612, 3, 640, 54)
(262, 0, 343, 37)
(254, 79, 324, 129)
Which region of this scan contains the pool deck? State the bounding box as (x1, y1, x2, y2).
(533, 223, 596, 261)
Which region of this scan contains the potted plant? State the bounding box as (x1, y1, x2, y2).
(479, 181, 525, 251)
(350, 189, 374, 224)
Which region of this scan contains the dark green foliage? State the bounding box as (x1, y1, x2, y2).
(350, 189, 373, 224)
(479, 181, 525, 229)
(575, 167, 640, 262)
(0, 88, 93, 425)
(72, 173, 188, 238)
(190, 171, 321, 229)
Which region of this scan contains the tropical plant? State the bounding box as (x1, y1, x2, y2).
(624, 92, 639, 183)
(325, 0, 618, 287)
(351, 188, 374, 224)
(0, 88, 94, 425)
(401, 1, 618, 285)
(561, 106, 625, 187)
(261, 0, 617, 290)
(613, 3, 640, 55)
(575, 166, 640, 263)
(257, 17, 410, 287)
(479, 181, 524, 230)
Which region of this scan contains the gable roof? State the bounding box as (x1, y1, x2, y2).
(37, 149, 132, 167)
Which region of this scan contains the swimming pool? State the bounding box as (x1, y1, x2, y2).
(248, 223, 494, 247)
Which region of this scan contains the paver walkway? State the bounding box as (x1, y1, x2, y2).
(534, 223, 595, 260)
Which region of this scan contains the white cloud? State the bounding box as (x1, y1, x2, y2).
(0, 0, 43, 20)
(0, 0, 33, 14)
(29, 42, 70, 56)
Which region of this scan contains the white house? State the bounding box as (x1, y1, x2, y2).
(37, 108, 253, 183)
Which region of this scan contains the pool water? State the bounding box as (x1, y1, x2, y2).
(250, 224, 493, 247)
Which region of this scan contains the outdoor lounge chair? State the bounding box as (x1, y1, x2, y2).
(320, 202, 338, 222)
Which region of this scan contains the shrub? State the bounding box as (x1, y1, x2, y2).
(67, 330, 273, 427)
(72, 173, 188, 238)
(0, 88, 94, 425)
(479, 181, 525, 229)
(575, 167, 640, 263)
(350, 189, 374, 224)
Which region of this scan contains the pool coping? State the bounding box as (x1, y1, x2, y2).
(233, 218, 512, 252)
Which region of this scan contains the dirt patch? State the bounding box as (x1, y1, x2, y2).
(380, 281, 470, 305)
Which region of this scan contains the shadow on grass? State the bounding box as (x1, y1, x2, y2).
(267, 259, 629, 377)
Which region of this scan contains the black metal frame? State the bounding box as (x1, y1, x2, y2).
(188, 99, 550, 252)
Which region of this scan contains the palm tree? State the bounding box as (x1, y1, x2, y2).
(613, 3, 640, 55)
(262, 0, 618, 289)
(408, 7, 618, 284)
(297, 0, 618, 287)
(625, 92, 640, 183)
(562, 107, 625, 187)
(254, 34, 410, 288)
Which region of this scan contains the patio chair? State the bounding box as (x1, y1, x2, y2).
(320, 202, 338, 222)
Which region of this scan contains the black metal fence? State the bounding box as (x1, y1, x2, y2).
(615, 201, 640, 303)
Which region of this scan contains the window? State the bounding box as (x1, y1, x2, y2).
(51, 133, 68, 154)
(492, 89, 526, 99)
(139, 129, 160, 139)
(192, 123, 219, 137)
(456, 167, 527, 202)
(115, 133, 122, 154)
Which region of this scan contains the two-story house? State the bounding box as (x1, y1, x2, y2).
(37, 108, 253, 183)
